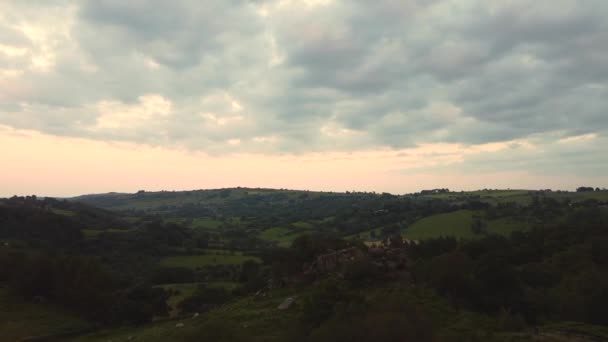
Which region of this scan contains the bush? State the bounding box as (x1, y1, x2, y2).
(178, 285, 232, 314)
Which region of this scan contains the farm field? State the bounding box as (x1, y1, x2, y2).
(191, 217, 223, 230)
(259, 227, 304, 247)
(402, 210, 476, 240)
(401, 210, 530, 241)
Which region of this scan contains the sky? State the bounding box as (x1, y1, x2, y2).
(1, 0, 607, 197)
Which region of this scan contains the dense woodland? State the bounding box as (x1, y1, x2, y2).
(1, 188, 608, 341)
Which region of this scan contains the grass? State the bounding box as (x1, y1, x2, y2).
(402, 210, 476, 240)
(68, 285, 500, 342)
(157, 282, 241, 317)
(69, 287, 302, 342)
(292, 221, 313, 229)
(258, 221, 315, 247)
(485, 217, 529, 236)
(345, 227, 385, 241)
(157, 283, 200, 317)
(259, 227, 303, 247)
(402, 210, 531, 241)
(51, 208, 77, 216)
(0, 287, 91, 341)
(191, 217, 223, 230)
(540, 321, 608, 340)
(348, 209, 530, 242)
(259, 227, 289, 240)
(159, 254, 261, 269)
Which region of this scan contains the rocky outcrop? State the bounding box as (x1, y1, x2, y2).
(312, 247, 365, 273)
(300, 243, 411, 280)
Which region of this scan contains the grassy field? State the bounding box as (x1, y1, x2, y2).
(345, 227, 385, 241)
(402, 210, 476, 240)
(259, 227, 302, 247)
(159, 254, 261, 269)
(258, 221, 316, 247)
(191, 217, 223, 230)
(292, 221, 314, 229)
(485, 217, 529, 236)
(400, 210, 530, 241)
(348, 212, 528, 242)
(0, 288, 91, 341)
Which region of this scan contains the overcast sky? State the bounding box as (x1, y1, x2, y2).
(1, 0, 607, 196)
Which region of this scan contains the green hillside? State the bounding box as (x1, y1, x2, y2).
(0, 288, 91, 341)
(3, 189, 607, 341)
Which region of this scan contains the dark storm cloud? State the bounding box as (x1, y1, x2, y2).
(0, 0, 607, 173)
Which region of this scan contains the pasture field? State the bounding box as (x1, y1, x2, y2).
(349, 213, 529, 242)
(401, 210, 529, 241)
(259, 227, 303, 247)
(191, 217, 223, 229)
(485, 216, 529, 236)
(402, 210, 476, 240)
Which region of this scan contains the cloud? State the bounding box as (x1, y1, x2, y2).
(0, 0, 607, 178)
(94, 94, 172, 129)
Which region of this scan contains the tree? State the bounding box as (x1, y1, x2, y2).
(470, 219, 486, 235)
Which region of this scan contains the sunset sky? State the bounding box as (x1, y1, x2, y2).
(1, 0, 607, 197)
